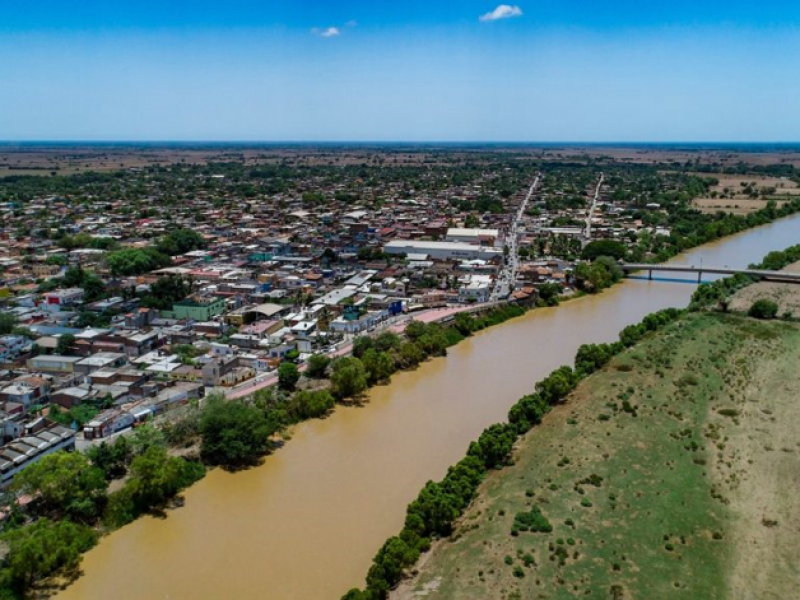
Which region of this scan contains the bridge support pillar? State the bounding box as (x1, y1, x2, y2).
(648, 270, 652, 281)
(698, 270, 702, 283)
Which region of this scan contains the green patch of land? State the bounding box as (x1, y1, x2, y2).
(395, 313, 800, 600)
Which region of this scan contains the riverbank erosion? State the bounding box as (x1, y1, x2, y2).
(391, 312, 800, 600)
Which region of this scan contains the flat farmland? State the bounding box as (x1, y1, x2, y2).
(692, 174, 800, 214)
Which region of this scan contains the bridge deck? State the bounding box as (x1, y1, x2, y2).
(620, 263, 800, 282)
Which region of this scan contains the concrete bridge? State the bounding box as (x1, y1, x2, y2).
(620, 263, 800, 284)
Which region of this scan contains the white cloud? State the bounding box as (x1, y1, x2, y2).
(479, 4, 523, 22)
(312, 26, 341, 38)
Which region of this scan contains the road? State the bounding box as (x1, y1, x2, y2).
(491, 174, 540, 301)
(582, 173, 604, 247)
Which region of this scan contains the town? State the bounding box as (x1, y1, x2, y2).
(2, 147, 797, 489)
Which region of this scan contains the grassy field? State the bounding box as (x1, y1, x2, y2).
(395, 313, 800, 600)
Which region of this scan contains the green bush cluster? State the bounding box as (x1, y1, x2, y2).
(200, 396, 275, 468)
(106, 247, 172, 277)
(512, 506, 552, 534)
(573, 256, 624, 293)
(748, 299, 779, 320)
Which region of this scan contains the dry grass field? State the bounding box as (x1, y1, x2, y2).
(692, 174, 800, 214)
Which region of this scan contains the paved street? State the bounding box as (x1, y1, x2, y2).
(491, 174, 540, 301)
(582, 173, 605, 246)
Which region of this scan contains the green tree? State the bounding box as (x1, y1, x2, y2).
(330, 357, 368, 399)
(398, 342, 425, 368)
(306, 354, 331, 379)
(352, 335, 374, 358)
(200, 397, 274, 467)
(361, 349, 396, 385)
(581, 239, 627, 261)
(13, 452, 107, 522)
(81, 273, 106, 302)
(85, 436, 133, 480)
(365, 536, 420, 597)
(62, 265, 86, 287)
(453, 312, 476, 336)
(125, 445, 204, 511)
(129, 424, 167, 456)
(535, 366, 578, 405)
(141, 275, 194, 310)
(374, 331, 402, 352)
(106, 247, 171, 277)
(278, 362, 300, 391)
(56, 333, 76, 356)
(156, 229, 206, 256)
(469, 423, 517, 469)
(0, 518, 97, 591)
(404, 320, 426, 341)
(0, 312, 17, 335)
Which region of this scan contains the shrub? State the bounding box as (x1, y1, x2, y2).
(513, 506, 552, 533)
(748, 298, 779, 319)
(287, 390, 335, 420)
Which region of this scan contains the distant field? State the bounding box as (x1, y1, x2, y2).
(691, 174, 800, 214)
(395, 313, 800, 600)
(1, 146, 800, 177)
(692, 198, 789, 215)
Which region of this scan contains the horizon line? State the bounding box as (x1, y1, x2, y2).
(1, 140, 800, 147)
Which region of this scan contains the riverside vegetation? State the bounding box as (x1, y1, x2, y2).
(0, 305, 528, 598)
(344, 245, 800, 600)
(392, 311, 800, 600)
(342, 306, 684, 600)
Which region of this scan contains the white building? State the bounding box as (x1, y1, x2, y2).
(445, 227, 500, 246)
(458, 274, 493, 303)
(384, 240, 502, 262)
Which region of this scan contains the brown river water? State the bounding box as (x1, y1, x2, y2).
(58, 215, 800, 600)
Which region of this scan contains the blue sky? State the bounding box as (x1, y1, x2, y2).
(1, 1, 799, 142)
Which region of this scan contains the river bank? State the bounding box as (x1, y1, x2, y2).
(392, 311, 800, 600)
(55, 212, 800, 600)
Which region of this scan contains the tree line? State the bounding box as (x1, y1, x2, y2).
(342, 306, 684, 600)
(0, 304, 527, 596)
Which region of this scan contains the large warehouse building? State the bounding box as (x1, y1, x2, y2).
(383, 240, 502, 261)
(445, 227, 500, 246)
